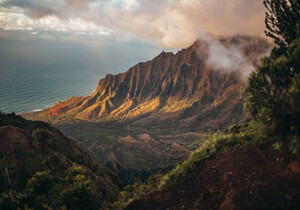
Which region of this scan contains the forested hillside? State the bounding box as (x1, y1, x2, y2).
(0, 112, 119, 209)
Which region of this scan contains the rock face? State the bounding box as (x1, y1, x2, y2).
(23, 35, 271, 185)
(24, 36, 270, 184)
(26, 35, 270, 131)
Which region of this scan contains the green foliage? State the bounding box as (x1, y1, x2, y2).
(288, 72, 300, 135)
(264, 0, 300, 50)
(0, 112, 120, 209)
(272, 142, 282, 151)
(247, 0, 300, 139)
(0, 190, 25, 210)
(246, 39, 300, 137)
(112, 124, 268, 208)
(26, 171, 55, 195)
(0, 167, 106, 210)
(158, 130, 260, 190)
(112, 174, 163, 209)
(60, 166, 101, 210)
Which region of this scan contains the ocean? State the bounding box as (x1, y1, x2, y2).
(0, 32, 163, 114)
(0, 66, 102, 114)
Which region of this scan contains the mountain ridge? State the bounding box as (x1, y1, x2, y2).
(23, 35, 272, 185)
(24, 35, 271, 131)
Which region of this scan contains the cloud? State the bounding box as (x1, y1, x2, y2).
(195, 33, 272, 80)
(0, 0, 266, 47)
(1, 0, 64, 18)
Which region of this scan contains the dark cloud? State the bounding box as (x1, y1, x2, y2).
(1, 0, 61, 18)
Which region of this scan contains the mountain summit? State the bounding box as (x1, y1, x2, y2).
(25, 35, 270, 131)
(24, 35, 271, 184)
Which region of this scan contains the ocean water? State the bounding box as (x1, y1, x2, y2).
(0, 32, 163, 114)
(0, 66, 101, 113)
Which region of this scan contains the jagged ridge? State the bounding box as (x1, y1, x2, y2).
(26, 35, 270, 131)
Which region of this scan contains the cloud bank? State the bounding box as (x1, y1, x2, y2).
(0, 0, 266, 47)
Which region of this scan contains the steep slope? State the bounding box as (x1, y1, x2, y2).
(23, 35, 271, 185)
(119, 127, 300, 210)
(25, 35, 270, 130)
(0, 112, 119, 209)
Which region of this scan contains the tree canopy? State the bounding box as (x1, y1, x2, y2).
(264, 0, 300, 50)
(247, 0, 300, 137)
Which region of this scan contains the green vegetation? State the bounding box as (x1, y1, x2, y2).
(246, 39, 300, 137)
(2, 1, 300, 209)
(0, 167, 103, 210)
(0, 112, 119, 209)
(112, 120, 300, 208)
(247, 0, 300, 138)
(264, 0, 300, 51)
(111, 1, 300, 208)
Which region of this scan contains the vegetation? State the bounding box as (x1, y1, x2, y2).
(247, 0, 300, 138)
(246, 39, 300, 137)
(111, 1, 300, 208)
(0, 166, 104, 210)
(264, 0, 300, 51)
(2, 1, 300, 209)
(0, 112, 119, 209)
(112, 120, 300, 208)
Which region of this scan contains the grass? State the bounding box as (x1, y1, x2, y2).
(158, 131, 257, 190)
(111, 120, 281, 208)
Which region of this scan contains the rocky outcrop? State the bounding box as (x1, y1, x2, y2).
(23, 35, 271, 184)
(25, 35, 270, 132)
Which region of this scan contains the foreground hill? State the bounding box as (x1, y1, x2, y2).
(24, 35, 271, 185)
(116, 124, 300, 210)
(0, 112, 119, 209)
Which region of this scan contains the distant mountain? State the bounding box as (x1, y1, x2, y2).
(25, 35, 270, 130)
(23, 35, 271, 185)
(0, 112, 119, 209)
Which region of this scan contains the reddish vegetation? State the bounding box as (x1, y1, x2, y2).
(127, 144, 300, 210)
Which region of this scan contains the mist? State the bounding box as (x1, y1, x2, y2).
(196, 33, 272, 79)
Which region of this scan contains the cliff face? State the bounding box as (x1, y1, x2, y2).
(26, 35, 270, 131)
(23, 35, 271, 185)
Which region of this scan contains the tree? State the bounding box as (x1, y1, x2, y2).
(59, 166, 101, 210)
(23, 171, 57, 209)
(246, 0, 300, 138)
(247, 39, 300, 136)
(264, 0, 300, 51)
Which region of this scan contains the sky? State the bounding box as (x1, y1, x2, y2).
(0, 0, 268, 90)
(0, 0, 266, 48)
(0, 0, 268, 112)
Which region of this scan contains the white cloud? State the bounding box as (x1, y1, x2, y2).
(0, 11, 112, 35)
(0, 0, 266, 47)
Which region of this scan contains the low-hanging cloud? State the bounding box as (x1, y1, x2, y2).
(0, 0, 266, 48)
(196, 32, 272, 79)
